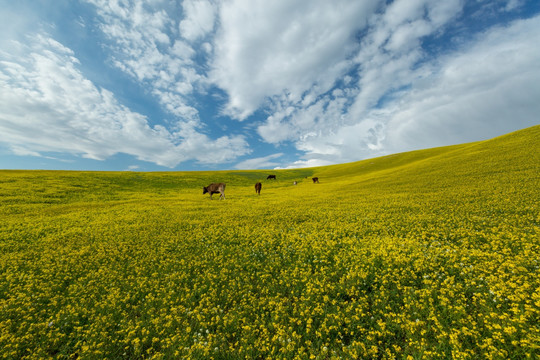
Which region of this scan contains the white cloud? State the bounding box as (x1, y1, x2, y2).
(86, 0, 202, 121)
(173, 125, 251, 164)
(275, 158, 333, 170)
(261, 3, 539, 169)
(0, 34, 250, 167)
(427, 0, 463, 27)
(2, 0, 538, 171)
(504, 0, 524, 12)
(257, 104, 297, 144)
(296, 118, 386, 161)
(210, 0, 380, 120)
(10, 145, 42, 157)
(234, 153, 284, 170)
(351, 0, 463, 119)
(254, 0, 464, 160)
(281, 14, 540, 168)
(180, 0, 217, 42)
(383, 15, 540, 152)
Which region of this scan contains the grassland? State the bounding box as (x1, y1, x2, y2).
(1, 125, 539, 359)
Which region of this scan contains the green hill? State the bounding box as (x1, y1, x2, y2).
(315, 124, 539, 185)
(0, 125, 539, 359)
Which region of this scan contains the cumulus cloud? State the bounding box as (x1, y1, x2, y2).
(275, 158, 334, 170)
(180, 0, 217, 42)
(1, 0, 538, 170)
(234, 153, 284, 170)
(210, 0, 380, 120)
(350, 0, 463, 119)
(86, 0, 203, 120)
(252, 0, 465, 160)
(383, 15, 540, 152)
(251, 1, 540, 168)
(0, 34, 250, 167)
(287, 14, 540, 167)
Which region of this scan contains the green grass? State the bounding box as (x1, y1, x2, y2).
(0, 125, 539, 359)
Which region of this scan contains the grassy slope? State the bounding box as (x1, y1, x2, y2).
(0, 125, 539, 359)
(311, 125, 539, 210)
(1, 124, 537, 204)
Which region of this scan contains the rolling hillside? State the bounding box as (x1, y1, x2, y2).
(0, 125, 539, 359)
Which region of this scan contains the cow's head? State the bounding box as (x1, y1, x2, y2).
(203, 186, 208, 194)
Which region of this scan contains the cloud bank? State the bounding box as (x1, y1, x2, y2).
(0, 34, 249, 167)
(253, 0, 540, 166)
(0, 0, 538, 169)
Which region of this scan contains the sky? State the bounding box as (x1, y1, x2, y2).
(1, 0, 539, 171)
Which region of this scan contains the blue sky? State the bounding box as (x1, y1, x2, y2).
(1, 0, 539, 171)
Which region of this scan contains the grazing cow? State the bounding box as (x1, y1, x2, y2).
(255, 182, 262, 195)
(293, 181, 297, 185)
(203, 183, 226, 200)
(312, 177, 319, 183)
(266, 175, 276, 180)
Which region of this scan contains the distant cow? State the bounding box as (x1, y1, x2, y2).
(203, 183, 226, 200)
(293, 181, 297, 185)
(312, 177, 319, 183)
(255, 182, 262, 195)
(266, 175, 276, 180)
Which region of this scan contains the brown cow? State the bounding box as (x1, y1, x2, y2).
(312, 177, 319, 183)
(203, 183, 226, 200)
(266, 175, 276, 180)
(255, 182, 262, 195)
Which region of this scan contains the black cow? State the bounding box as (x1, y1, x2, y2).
(266, 175, 276, 180)
(255, 182, 262, 195)
(312, 177, 319, 183)
(203, 183, 226, 200)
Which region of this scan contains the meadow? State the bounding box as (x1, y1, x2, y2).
(0, 125, 539, 359)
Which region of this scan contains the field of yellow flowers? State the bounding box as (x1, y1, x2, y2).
(1, 125, 539, 359)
